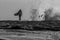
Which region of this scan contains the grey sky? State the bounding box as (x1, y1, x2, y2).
(0, 0, 40, 20)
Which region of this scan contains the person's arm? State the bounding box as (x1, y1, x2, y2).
(14, 9, 22, 16)
(14, 12, 19, 16)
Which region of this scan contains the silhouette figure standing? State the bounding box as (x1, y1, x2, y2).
(14, 9, 22, 21)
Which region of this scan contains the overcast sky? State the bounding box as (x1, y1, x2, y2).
(0, 0, 40, 20)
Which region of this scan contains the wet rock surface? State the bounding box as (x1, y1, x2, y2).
(0, 20, 60, 31)
(0, 29, 60, 40)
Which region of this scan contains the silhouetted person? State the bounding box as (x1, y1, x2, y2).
(14, 9, 22, 21)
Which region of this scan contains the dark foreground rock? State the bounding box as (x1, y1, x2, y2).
(0, 20, 60, 31)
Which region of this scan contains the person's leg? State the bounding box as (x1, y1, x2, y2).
(19, 16, 21, 21)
